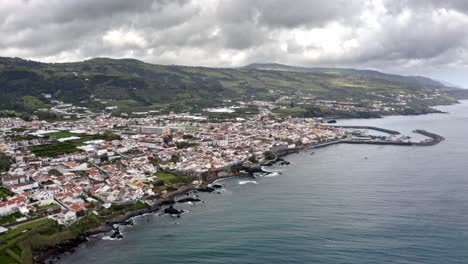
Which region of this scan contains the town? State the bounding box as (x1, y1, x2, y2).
(0, 111, 440, 262)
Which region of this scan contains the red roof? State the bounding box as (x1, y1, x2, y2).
(63, 162, 79, 168)
(69, 203, 84, 212)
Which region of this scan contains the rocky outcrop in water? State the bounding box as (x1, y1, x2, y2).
(122, 219, 134, 226)
(177, 197, 201, 203)
(110, 227, 123, 239)
(164, 206, 183, 215)
(197, 186, 215, 192)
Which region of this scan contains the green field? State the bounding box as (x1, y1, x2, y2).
(155, 170, 192, 185)
(153, 170, 193, 192)
(45, 131, 80, 139)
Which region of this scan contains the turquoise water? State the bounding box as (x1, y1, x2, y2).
(59, 101, 468, 264)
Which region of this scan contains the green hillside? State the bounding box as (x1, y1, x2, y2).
(242, 63, 446, 87)
(0, 57, 466, 118)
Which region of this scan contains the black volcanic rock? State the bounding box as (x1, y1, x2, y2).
(177, 197, 201, 203)
(110, 227, 123, 239)
(160, 199, 175, 206)
(164, 206, 182, 215)
(197, 186, 215, 192)
(122, 219, 134, 226)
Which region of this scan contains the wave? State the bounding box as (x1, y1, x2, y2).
(102, 236, 122, 241)
(261, 166, 284, 173)
(170, 210, 190, 217)
(212, 177, 234, 184)
(239, 180, 258, 185)
(263, 172, 280, 178)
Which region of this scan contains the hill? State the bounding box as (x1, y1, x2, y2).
(0, 57, 466, 119)
(242, 63, 445, 87)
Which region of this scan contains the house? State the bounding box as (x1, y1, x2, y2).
(58, 162, 88, 173)
(0, 201, 18, 216)
(0, 226, 8, 234)
(68, 203, 86, 216)
(0, 196, 27, 216)
(2, 174, 28, 186)
(32, 190, 55, 206)
(10, 181, 39, 193)
(64, 210, 77, 223)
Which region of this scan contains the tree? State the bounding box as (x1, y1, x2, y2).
(154, 180, 165, 186)
(149, 156, 163, 166)
(182, 134, 194, 139)
(248, 156, 258, 163)
(0, 153, 12, 172)
(170, 153, 181, 163)
(48, 169, 62, 176)
(163, 135, 173, 144)
(263, 151, 276, 161)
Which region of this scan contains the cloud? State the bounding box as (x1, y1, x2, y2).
(103, 29, 148, 49)
(1, 0, 468, 85)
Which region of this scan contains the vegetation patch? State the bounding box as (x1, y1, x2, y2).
(45, 131, 80, 139)
(155, 170, 192, 186)
(0, 187, 15, 200)
(0, 212, 23, 226)
(0, 254, 16, 264)
(0, 153, 12, 172)
(30, 141, 84, 157)
(30, 131, 121, 157)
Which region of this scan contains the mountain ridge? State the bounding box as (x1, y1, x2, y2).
(1, 56, 467, 119)
(242, 63, 446, 88)
(0, 57, 449, 87)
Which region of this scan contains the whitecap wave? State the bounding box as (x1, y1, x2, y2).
(263, 172, 280, 177)
(102, 236, 122, 241)
(239, 180, 258, 185)
(261, 166, 284, 173)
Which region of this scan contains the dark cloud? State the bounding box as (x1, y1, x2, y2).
(386, 0, 468, 14)
(1, 0, 468, 85)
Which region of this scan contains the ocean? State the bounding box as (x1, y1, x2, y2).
(58, 101, 468, 264)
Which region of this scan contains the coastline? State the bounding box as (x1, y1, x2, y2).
(36, 125, 445, 263)
(35, 170, 254, 263)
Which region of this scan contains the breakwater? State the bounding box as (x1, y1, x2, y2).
(412, 129, 445, 146)
(327, 125, 401, 135)
(309, 139, 411, 149)
(340, 140, 412, 146)
(309, 128, 445, 149)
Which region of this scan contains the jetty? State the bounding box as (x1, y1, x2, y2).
(309, 139, 411, 149)
(310, 127, 444, 149)
(327, 125, 401, 135)
(412, 129, 445, 146)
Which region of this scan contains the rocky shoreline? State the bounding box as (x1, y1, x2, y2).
(34, 167, 265, 264)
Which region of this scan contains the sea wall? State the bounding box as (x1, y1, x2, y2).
(327, 125, 401, 135)
(412, 130, 445, 146)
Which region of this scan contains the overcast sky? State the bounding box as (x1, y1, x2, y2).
(1, 0, 468, 87)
